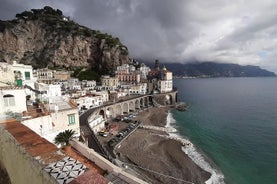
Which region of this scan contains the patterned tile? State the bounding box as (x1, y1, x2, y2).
(44, 156, 87, 184)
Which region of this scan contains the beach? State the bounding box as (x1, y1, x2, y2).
(115, 107, 211, 184)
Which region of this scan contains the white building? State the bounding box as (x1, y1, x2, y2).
(90, 90, 109, 103)
(81, 80, 96, 91)
(73, 95, 103, 110)
(129, 83, 147, 95)
(35, 68, 54, 84)
(139, 63, 151, 80)
(100, 75, 119, 90)
(68, 78, 81, 90)
(12, 61, 35, 86)
(88, 115, 105, 133)
(35, 83, 62, 103)
(116, 64, 136, 72)
(48, 84, 62, 98)
(158, 66, 173, 93)
(53, 80, 69, 90)
(22, 97, 80, 144)
(0, 86, 27, 115)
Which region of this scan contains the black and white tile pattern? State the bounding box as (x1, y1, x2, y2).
(44, 157, 87, 184)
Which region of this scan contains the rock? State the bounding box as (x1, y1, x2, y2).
(175, 102, 189, 111)
(0, 7, 131, 74)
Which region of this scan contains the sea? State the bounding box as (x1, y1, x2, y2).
(167, 77, 277, 184)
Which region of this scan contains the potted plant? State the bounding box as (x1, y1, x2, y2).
(54, 129, 76, 150)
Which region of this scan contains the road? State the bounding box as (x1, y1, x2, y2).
(79, 107, 109, 158)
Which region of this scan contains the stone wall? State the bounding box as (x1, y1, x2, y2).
(0, 125, 55, 184)
(70, 140, 148, 184)
(152, 91, 177, 105)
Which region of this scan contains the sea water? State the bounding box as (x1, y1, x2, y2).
(170, 77, 277, 184)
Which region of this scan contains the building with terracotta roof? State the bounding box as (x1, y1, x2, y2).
(158, 66, 173, 93)
(147, 60, 173, 93)
(115, 64, 141, 84)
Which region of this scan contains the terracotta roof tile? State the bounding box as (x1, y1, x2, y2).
(3, 119, 59, 158)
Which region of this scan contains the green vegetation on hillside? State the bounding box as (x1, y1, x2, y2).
(14, 6, 125, 48)
(71, 67, 101, 81)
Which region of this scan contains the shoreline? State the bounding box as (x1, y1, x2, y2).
(166, 111, 225, 184)
(114, 106, 212, 184)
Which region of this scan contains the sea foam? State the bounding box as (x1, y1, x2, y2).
(166, 111, 225, 184)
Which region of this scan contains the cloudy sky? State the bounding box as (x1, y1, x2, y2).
(1, 0, 277, 72)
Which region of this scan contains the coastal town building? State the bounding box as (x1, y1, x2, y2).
(53, 80, 69, 90)
(90, 90, 109, 103)
(68, 78, 81, 90)
(129, 83, 147, 95)
(88, 115, 105, 132)
(35, 69, 71, 84)
(101, 76, 119, 90)
(115, 64, 141, 84)
(22, 97, 80, 142)
(12, 61, 35, 86)
(0, 86, 27, 115)
(53, 70, 71, 81)
(35, 68, 54, 84)
(82, 80, 97, 91)
(139, 63, 151, 80)
(72, 95, 103, 111)
(158, 66, 173, 93)
(147, 60, 173, 93)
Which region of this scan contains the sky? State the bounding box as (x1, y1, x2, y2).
(1, 0, 277, 72)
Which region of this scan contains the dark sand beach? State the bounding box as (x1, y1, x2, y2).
(115, 107, 211, 184)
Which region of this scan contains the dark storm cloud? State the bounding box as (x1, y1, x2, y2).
(1, 0, 277, 72)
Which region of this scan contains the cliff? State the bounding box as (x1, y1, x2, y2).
(0, 6, 131, 76)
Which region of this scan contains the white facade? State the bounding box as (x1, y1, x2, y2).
(117, 91, 128, 98)
(35, 68, 54, 83)
(48, 84, 62, 98)
(82, 80, 96, 91)
(0, 87, 27, 115)
(116, 64, 136, 72)
(49, 97, 80, 136)
(158, 66, 173, 93)
(53, 80, 69, 90)
(90, 91, 109, 103)
(22, 105, 80, 144)
(158, 80, 173, 93)
(129, 83, 147, 95)
(100, 76, 118, 90)
(12, 61, 35, 86)
(73, 95, 103, 110)
(68, 78, 81, 90)
(88, 115, 105, 132)
(139, 64, 151, 79)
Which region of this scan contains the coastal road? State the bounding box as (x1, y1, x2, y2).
(79, 108, 109, 158)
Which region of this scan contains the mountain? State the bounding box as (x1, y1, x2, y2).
(0, 6, 131, 78)
(162, 62, 276, 77)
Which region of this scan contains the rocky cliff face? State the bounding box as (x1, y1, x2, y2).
(0, 7, 131, 74)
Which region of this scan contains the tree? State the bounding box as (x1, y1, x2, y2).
(54, 129, 76, 147)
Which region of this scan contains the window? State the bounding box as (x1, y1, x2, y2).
(25, 72, 30, 80)
(68, 114, 75, 125)
(3, 94, 15, 106)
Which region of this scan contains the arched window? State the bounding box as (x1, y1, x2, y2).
(3, 94, 15, 106)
